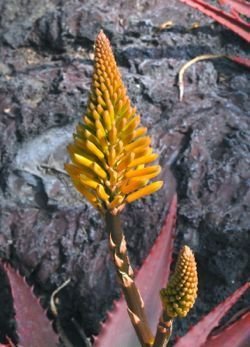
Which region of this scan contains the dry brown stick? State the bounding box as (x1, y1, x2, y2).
(105, 212, 154, 347)
(49, 279, 76, 347)
(178, 54, 225, 101)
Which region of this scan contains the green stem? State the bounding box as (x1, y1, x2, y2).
(105, 212, 154, 347)
(152, 313, 173, 347)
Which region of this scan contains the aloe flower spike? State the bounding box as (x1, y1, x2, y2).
(160, 245, 198, 318)
(65, 30, 165, 347)
(152, 246, 198, 347)
(65, 30, 163, 215)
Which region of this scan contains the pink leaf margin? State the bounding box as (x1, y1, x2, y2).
(174, 282, 250, 347)
(0, 337, 15, 347)
(229, 56, 250, 69)
(205, 310, 250, 347)
(179, 0, 250, 42)
(2, 263, 58, 347)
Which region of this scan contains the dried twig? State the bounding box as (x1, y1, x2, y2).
(39, 163, 68, 176)
(50, 278, 71, 317)
(49, 279, 77, 347)
(178, 54, 224, 101)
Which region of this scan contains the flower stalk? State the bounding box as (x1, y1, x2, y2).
(105, 212, 154, 346)
(152, 313, 173, 347)
(65, 30, 198, 347)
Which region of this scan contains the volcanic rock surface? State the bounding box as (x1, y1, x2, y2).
(0, 0, 249, 346)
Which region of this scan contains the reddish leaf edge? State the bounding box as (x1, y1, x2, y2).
(204, 310, 250, 347)
(218, 0, 250, 17)
(228, 56, 250, 68)
(174, 282, 250, 347)
(208, 305, 250, 336)
(179, 0, 250, 42)
(1, 262, 59, 347)
(0, 337, 15, 347)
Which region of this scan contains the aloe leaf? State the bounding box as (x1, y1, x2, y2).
(228, 56, 250, 68)
(174, 282, 250, 347)
(179, 0, 250, 42)
(3, 264, 59, 347)
(94, 194, 177, 347)
(204, 311, 250, 347)
(0, 336, 15, 347)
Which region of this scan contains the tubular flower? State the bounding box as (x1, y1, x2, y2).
(160, 246, 198, 318)
(65, 30, 163, 214)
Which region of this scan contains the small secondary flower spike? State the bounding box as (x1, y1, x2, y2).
(65, 30, 163, 214)
(160, 245, 198, 318)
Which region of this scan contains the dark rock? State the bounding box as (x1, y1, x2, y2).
(28, 10, 65, 52)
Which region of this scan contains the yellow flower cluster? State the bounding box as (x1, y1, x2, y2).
(160, 246, 198, 318)
(65, 31, 163, 214)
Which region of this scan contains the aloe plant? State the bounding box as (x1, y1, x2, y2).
(64, 30, 199, 347)
(0, 30, 249, 347)
(0, 213, 249, 346)
(93, 194, 178, 347)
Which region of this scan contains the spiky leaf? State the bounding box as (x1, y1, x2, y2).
(179, 0, 250, 42)
(3, 264, 58, 347)
(204, 311, 250, 347)
(0, 338, 15, 347)
(174, 282, 250, 347)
